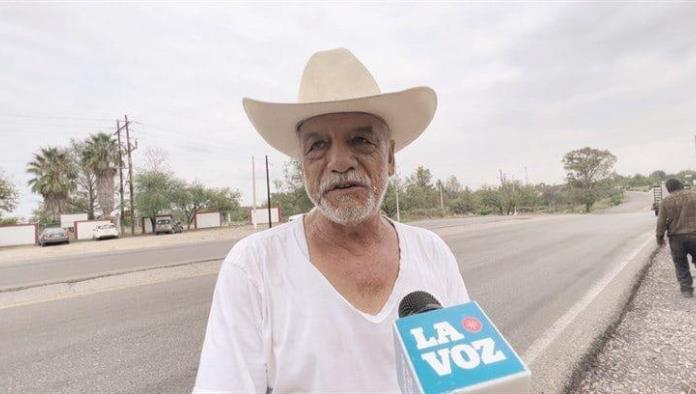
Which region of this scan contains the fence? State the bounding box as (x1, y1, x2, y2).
(0, 223, 38, 247)
(194, 211, 221, 229)
(74, 220, 114, 240)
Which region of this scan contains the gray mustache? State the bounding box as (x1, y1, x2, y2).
(319, 171, 372, 195)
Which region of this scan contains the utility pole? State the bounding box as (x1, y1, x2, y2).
(524, 166, 529, 185)
(265, 155, 272, 228)
(252, 156, 257, 230)
(124, 115, 136, 235)
(115, 120, 125, 234)
(438, 181, 445, 212)
(693, 135, 696, 174)
(394, 177, 401, 222)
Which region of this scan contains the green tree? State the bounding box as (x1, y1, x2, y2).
(517, 184, 540, 212)
(649, 170, 667, 184)
(403, 166, 438, 210)
(81, 133, 118, 217)
(447, 187, 477, 215)
(562, 147, 617, 213)
(674, 170, 696, 188)
(0, 170, 19, 217)
(476, 185, 504, 215)
(380, 178, 401, 219)
(170, 180, 208, 229)
(271, 160, 314, 218)
(70, 140, 98, 219)
(538, 184, 566, 212)
(27, 147, 77, 223)
(135, 170, 175, 230)
(443, 175, 463, 200)
(207, 187, 242, 221)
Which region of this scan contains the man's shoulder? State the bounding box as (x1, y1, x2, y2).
(393, 221, 450, 253)
(393, 220, 438, 239)
(224, 220, 299, 270)
(664, 190, 696, 203)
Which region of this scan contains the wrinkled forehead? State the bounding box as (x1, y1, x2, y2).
(296, 112, 390, 139)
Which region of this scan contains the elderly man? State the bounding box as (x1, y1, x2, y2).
(657, 178, 696, 298)
(193, 48, 469, 393)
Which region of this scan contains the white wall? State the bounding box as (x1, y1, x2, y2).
(195, 212, 221, 229)
(251, 208, 280, 225)
(75, 220, 112, 240)
(60, 213, 88, 229)
(0, 224, 37, 247)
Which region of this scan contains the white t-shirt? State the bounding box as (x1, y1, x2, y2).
(193, 217, 469, 393)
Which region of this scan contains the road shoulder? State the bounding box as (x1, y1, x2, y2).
(525, 231, 657, 393)
(572, 246, 696, 393)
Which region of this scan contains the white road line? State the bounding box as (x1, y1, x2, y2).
(522, 232, 654, 365)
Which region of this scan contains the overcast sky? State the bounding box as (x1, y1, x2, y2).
(1, 2, 695, 218)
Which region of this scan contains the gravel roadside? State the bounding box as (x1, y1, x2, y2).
(572, 246, 696, 393)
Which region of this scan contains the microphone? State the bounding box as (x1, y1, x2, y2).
(393, 291, 531, 393)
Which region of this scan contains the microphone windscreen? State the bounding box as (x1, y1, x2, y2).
(398, 291, 442, 318)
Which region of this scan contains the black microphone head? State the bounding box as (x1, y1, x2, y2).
(398, 291, 443, 318)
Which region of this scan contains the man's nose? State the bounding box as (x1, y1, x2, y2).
(326, 141, 357, 173)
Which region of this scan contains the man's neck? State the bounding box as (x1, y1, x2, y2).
(304, 208, 391, 253)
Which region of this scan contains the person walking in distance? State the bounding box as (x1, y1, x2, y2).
(657, 178, 696, 298)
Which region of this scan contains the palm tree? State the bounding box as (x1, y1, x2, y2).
(82, 133, 118, 218)
(27, 147, 77, 223)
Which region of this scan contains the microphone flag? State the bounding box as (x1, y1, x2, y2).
(393, 301, 530, 393)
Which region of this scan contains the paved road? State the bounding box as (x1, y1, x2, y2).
(1, 191, 651, 291)
(0, 192, 656, 393)
(0, 215, 538, 291)
(0, 238, 236, 291)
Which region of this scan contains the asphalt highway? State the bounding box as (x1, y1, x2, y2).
(0, 238, 236, 291)
(0, 192, 656, 393)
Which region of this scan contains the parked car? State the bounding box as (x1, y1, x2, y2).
(93, 223, 119, 240)
(38, 227, 69, 247)
(154, 218, 183, 234)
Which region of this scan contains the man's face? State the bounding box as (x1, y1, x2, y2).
(298, 112, 395, 225)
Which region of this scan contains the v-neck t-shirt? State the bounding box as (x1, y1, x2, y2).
(193, 217, 469, 393)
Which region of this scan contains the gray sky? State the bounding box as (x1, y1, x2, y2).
(1, 3, 695, 218)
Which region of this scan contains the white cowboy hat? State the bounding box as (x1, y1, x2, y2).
(243, 48, 437, 158)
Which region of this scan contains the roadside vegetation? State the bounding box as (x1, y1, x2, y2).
(0, 170, 19, 225)
(270, 147, 692, 221)
(3, 139, 243, 231)
(1, 145, 694, 227)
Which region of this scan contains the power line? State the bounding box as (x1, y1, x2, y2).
(0, 127, 111, 134)
(0, 120, 113, 127)
(0, 114, 114, 122)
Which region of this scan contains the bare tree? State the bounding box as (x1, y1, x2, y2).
(141, 147, 171, 173)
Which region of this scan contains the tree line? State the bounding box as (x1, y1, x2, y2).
(0, 135, 242, 230)
(2, 145, 696, 226)
(267, 147, 691, 220)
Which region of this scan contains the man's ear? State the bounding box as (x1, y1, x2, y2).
(387, 140, 396, 176)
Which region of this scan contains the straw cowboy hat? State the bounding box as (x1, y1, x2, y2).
(243, 48, 437, 157)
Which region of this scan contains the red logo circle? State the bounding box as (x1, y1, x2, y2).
(462, 316, 482, 333)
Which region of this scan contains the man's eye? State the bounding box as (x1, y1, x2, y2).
(309, 141, 327, 152)
(353, 137, 370, 145)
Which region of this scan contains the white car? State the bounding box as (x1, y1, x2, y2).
(93, 224, 119, 240)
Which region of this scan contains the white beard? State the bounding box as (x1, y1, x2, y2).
(305, 170, 389, 226)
